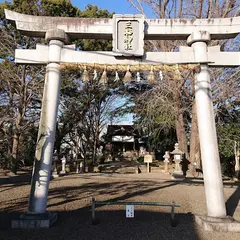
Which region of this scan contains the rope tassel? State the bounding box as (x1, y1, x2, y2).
(159, 70, 163, 81)
(99, 66, 108, 86)
(123, 65, 132, 83)
(136, 72, 141, 82)
(93, 69, 98, 81)
(82, 66, 89, 82)
(114, 71, 120, 82)
(147, 66, 156, 84)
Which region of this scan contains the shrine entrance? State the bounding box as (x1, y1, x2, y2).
(5, 9, 240, 230)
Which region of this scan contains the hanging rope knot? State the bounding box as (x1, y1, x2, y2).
(82, 65, 89, 82)
(147, 65, 156, 85)
(123, 65, 132, 83)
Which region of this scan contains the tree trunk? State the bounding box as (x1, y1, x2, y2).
(92, 104, 101, 165)
(234, 141, 240, 179)
(11, 131, 20, 174)
(175, 113, 188, 157)
(55, 122, 61, 160)
(174, 90, 188, 159)
(10, 66, 27, 174)
(92, 133, 97, 165)
(189, 100, 201, 174)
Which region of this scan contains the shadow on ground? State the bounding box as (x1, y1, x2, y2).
(226, 185, 240, 216)
(0, 208, 197, 240)
(1, 174, 240, 240)
(0, 175, 197, 239)
(0, 171, 31, 186)
(0, 179, 180, 212)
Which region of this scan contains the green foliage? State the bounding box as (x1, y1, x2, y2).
(217, 123, 240, 159)
(2, 0, 78, 16)
(41, 0, 79, 17)
(148, 127, 177, 152)
(0, 0, 116, 171)
(75, 4, 113, 51)
(79, 4, 113, 18)
(7, 0, 40, 15)
(136, 156, 144, 164)
(0, 1, 10, 19)
(221, 160, 235, 177)
(217, 122, 239, 177)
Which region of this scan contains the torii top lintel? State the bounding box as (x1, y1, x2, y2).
(5, 9, 240, 40)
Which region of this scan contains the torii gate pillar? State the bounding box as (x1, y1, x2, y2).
(188, 31, 227, 218)
(12, 30, 68, 228)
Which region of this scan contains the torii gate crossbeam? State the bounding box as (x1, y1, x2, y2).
(5, 10, 240, 40)
(5, 9, 240, 231)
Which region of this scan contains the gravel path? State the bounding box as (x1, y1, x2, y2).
(0, 172, 239, 240)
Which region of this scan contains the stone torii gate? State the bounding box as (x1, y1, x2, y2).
(5, 10, 240, 230)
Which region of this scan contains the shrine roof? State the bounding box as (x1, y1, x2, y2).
(106, 125, 140, 137)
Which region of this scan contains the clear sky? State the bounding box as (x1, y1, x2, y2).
(72, 0, 139, 14)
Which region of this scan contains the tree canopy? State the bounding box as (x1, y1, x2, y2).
(0, 0, 239, 178)
(0, 0, 117, 172)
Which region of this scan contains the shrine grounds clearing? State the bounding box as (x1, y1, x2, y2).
(0, 171, 239, 240)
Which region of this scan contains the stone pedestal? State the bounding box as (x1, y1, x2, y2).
(52, 170, 59, 178)
(163, 151, 170, 173)
(12, 212, 57, 229)
(164, 160, 169, 173)
(51, 159, 59, 178)
(172, 172, 184, 179)
(76, 162, 79, 173)
(171, 143, 184, 179)
(195, 215, 240, 232)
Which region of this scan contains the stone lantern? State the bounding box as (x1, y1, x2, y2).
(170, 143, 184, 179)
(163, 151, 170, 173)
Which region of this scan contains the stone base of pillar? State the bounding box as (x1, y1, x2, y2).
(233, 177, 240, 183)
(59, 171, 66, 175)
(51, 172, 59, 178)
(51, 170, 59, 178)
(11, 212, 57, 229)
(195, 215, 240, 232)
(171, 171, 185, 179)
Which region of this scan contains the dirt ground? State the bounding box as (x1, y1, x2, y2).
(0, 171, 240, 240)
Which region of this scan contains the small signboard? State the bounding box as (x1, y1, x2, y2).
(113, 14, 145, 56)
(126, 205, 134, 218)
(144, 154, 153, 163)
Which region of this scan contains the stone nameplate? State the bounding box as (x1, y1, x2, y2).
(113, 14, 145, 56)
(144, 154, 153, 163)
